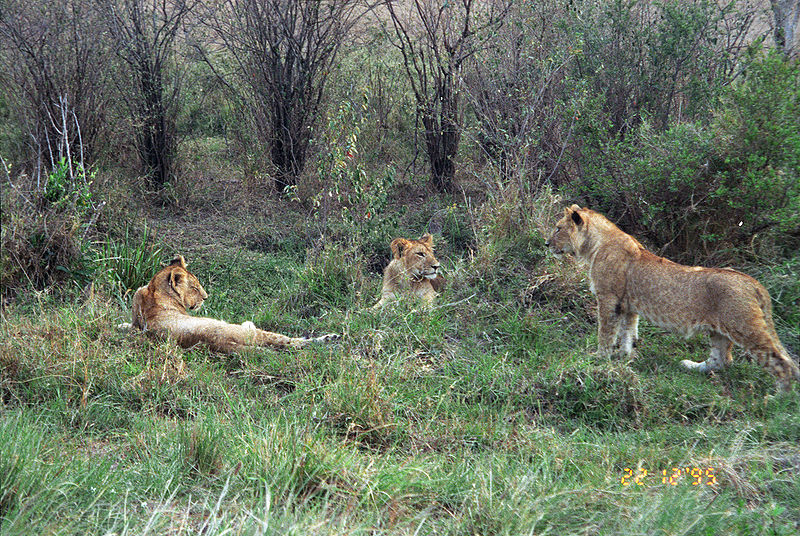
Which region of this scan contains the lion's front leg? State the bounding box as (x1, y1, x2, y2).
(596, 296, 622, 358)
(117, 286, 148, 332)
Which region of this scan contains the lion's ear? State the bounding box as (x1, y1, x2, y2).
(571, 209, 584, 226)
(169, 269, 188, 303)
(419, 233, 434, 248)
(390, 238, 411, 259)
(170, 270, 183, 289)
(169, 255, 188, 268)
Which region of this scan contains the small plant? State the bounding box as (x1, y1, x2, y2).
(308, 98, 398, 248)
(43, 157, 94, 216)
(95, 224, 164, 301)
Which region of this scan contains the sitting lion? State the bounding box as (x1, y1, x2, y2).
(546, 204, 799, 392)
(119, 255, 338, 353)
(373, 233, 445, 308)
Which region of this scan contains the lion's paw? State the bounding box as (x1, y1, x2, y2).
(315, 333, 341, 343)
(680, 359, 710, 373)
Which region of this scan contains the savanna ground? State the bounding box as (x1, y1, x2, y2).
(2, 137, 799, 535)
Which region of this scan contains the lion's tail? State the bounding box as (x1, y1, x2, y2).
(753, 283, 800, 386)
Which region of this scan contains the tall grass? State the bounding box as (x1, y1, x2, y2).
(1, 213, 799, 534)
(95, 223, 165, 301)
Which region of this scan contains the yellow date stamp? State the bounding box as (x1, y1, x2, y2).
(621, 467, 717, 487)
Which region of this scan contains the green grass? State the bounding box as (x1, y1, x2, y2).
(2, 215, 799, 535)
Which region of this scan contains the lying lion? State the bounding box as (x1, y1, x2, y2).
(546, 204, 799, 392)
(373, 233, 445, 308)
(119, 255, 338, 353)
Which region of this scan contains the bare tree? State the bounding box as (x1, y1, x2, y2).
(0, 0, 110, 179)
(771, 0, 800, 57)
(382, 0, 510, 192)
(102, 0, 199, 187)
(465, 0, 574, 186)
(202, 0, 362, 192)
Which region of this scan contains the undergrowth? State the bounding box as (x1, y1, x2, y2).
(2, 221, 799, 533)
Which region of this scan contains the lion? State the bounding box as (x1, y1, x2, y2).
(373, 233, 445, 308)
(546, 204, 799, 392)
(119, 255, 339, 353)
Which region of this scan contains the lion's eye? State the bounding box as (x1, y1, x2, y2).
(416, 252, 425, 257)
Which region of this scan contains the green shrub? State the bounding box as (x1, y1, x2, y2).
(568, 49, 800, 262)
(711, 48, 800, 253)
(1, 158, 99, 295)
(299, 99, 399, 254)
(95, 224, 164, 301)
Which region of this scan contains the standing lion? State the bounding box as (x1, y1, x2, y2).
(119, 255, 338, 353)
(546, 204, 799, 392)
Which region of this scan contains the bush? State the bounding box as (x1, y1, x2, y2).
(1, 158, 99, 296)
(567, 49, 800, 263)
(710, 48, 800, 254)
(297, 99, 399, 264)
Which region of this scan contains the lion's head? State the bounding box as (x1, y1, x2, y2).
(159, 255, 208, 312)
(390, 233, 441, 282)
(546, 204, 587, 257)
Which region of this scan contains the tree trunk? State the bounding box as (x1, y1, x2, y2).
(422, 113, 459, 193)
(771, 0, 800, 56)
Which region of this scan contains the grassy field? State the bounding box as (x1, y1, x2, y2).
(2, 170, 800, 535)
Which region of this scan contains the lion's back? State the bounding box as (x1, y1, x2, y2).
(618, 253, 770, 337)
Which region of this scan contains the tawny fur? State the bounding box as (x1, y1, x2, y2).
(546, 204, 799, 392)
(119, 255, 338, 353)
(373, 234, 445, 308)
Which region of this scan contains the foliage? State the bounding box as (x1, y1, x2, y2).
(711, 48, 800, 244)
(43, 158, 94, 212)
(568, 48, 800, 262)
(0, 0, 111, 170)
(465, 0, 578, 185)
(382, 0, 512, 192)
(201, 0, 361, 190)
(101, 0, 197, 187)
(1, 157, 99, 295)
(303, 99, 398, 254)
(569, 0, 754, 133)
(95, 224, 165, 303)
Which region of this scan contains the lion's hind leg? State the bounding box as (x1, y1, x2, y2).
(681, 331, 732, 374)
(739, 286, 799, 392)
(252, 327, 340, 349)
(615, 313, 639, 358)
